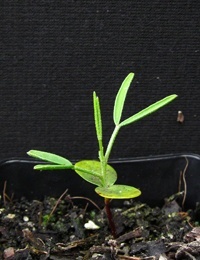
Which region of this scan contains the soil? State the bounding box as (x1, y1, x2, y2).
(0, 192, 200, 260)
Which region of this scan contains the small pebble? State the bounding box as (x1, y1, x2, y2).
(84, 220, 100, 230)
(23, 216, 29, 222)
(91, 253, 103, 259)
(5, 214, 15, 219)
(3, 247, 15, 259)
(0, 208, 5, 214)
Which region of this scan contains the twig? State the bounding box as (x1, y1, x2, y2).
(178, 157, 189, 209)
(67, 196, 101, 211)
(48, 189, 68, 219)
(3, 181, 12, 205)
(82, 202, 89, 218)
(89, 245, 124, 254)
(181, 157, 189, 209)
(118, 256, 156, 260)
(3, 181, 7, 205)
(178, 170, 182, 193)
(116, 227, 143, 243)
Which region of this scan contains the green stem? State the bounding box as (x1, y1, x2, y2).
(105, 125, 121, 164)
(97, 138, 106, 184)
(96, 133, 107, 186)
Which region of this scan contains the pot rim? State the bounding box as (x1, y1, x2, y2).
(0, 152, 199, 166)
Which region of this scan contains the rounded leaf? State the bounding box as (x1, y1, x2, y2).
(75, 160, 117, 187)
(95, 184, 141, 199)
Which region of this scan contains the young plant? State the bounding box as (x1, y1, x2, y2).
(27, 73, 177, 237)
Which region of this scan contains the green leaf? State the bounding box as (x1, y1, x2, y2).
(93, 92, 103, 141)
(95, 184, 141, 199)
(27, 150, 73, 167)
(104, 163, 117, 187)
(34, 164, 73, 170)
(120, 94, 178, 127)
(113, 73, 135, 125)
(75, 160, 117, 187)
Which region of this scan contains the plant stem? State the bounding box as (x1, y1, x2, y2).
(104, 198, 117, 238)
(105, 125, 121, 164)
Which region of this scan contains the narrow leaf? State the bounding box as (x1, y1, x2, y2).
(93, 92, 102, 141)
(27, 150, 73, 166)
(95, 184, 141, 199)
(120, 94, 178, 127)
(113, 73, 135, 125)
(34, 164, 73, 170)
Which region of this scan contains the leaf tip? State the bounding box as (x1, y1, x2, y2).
(27, 150, 33, 156)
(128, 72, 135, 79)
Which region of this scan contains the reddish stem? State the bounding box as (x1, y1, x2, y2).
(104, 198, 116, 238)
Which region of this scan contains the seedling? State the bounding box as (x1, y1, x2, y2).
(27, 73, 177, 237)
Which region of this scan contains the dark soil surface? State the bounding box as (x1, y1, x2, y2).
(1, 193, 200, 260)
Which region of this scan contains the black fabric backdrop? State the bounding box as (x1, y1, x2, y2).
(1, 1, 199, 160)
